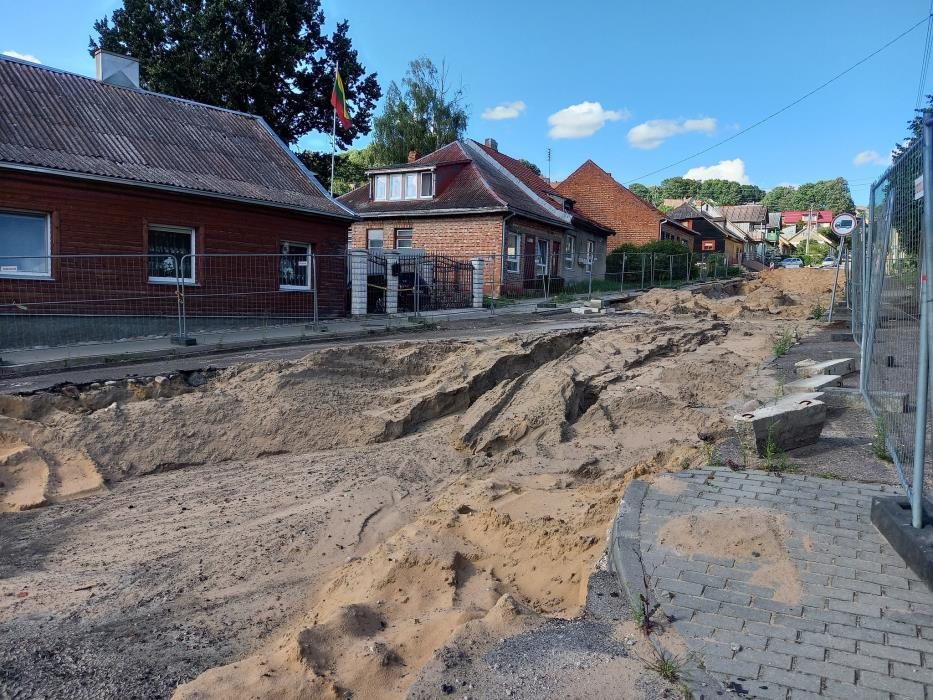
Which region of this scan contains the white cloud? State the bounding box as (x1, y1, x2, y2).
(547, 101, 630, 139)
(627, 118, 716, 150)
(684, 158, 751, 185)
(853, 149, 890, 167)
(2, 50, 40, 63)
(482, 100, 526, 120)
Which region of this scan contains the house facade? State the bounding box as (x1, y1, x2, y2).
(555, 161, 698, 251)
(0, 52, 355, 326)
(668, 203, 745, 263)
(339, 139, 612, 295)
(720, 204, 770, 259)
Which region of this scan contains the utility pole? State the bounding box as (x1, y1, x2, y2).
(805, 203, 813, 258)
(546, 148, 552, 184)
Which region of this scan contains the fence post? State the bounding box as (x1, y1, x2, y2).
(588, 254, 594, 300)
(471, 257, 485, 309)
(383, 251, 399, 315)
(413, 254, 421, 318)
(686, 253, 692, 283)
(669, 255, 673, 287)
(350, 250, 368, 316)
(650, 254, 655, 287)
(640, 254, 646, 290)
(911, 112, 933, 528)
(171, 254, 195, 346)
(620, 253, 627, 293)
(311, 251, 319, 330)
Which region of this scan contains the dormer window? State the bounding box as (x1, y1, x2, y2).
(372, 171, 434, 201)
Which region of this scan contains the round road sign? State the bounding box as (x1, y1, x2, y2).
(832, 213, 857, 237)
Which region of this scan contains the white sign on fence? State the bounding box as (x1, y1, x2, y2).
(916, 175, 924, 200)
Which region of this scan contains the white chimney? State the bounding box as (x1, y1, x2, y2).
(94, 49, 140, 89)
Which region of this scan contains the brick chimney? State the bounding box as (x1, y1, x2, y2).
(407, 149, 421, 163)
(484, 138, 498, 152)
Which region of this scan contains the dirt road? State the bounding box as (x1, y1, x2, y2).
(0, 270, 838, 699)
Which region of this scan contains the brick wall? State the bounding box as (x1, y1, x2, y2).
(0, 171, 351, 317)
(557, 160, 664, 250)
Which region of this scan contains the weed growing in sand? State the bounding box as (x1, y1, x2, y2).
(553, 292, 575, 304)
(772, 329, 795, 357)
(774, 371, 786, 400)
(815, 470, 843, 480)
(702, 441, 722, 467)
(873, 418, 893, 462)
(808, 303, 826, 321)
(762, 423, 797, 473)
(643, 644, 684, 684)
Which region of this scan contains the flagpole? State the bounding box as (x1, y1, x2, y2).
(330, 61, 337, 196)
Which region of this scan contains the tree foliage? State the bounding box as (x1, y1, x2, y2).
(370, 57, 468, 166)
(651, 177, 764, 206)
(90, 0, 380, 146)
(628, 183, 663, 207)
(762, 178, 855, 214)
(893, 94, 930, 159)
(297, 145, 376, 196)
(519, 159, 542, 176)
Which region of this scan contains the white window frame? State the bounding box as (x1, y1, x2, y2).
(420, 171, 434, 198)
(404, 173, 418, 199)
(367, 228, 384, 249)
(506, 232, 520, 273)
(0, 209, 52, 279)
(535, 238, 549, 277)
(374, 175, 388, 201)
(279, 240, 312, 291)
(389, 174, 403, 201)
(148, 224, 196, 284)
(395, 228, 414, 249)
(564, 234, 575, 270)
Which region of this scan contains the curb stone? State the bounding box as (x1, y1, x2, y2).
(609, 479, 728, 700)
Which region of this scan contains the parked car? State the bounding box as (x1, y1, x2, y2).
(821, 256, 836, 268)
(780, 257, 803, 269)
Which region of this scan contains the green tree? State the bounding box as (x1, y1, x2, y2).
(629, 183, 652, 203)
(371, 57, 468, 165)
(739, 184, 766, 203)
(297, 145, 376, 195)
(698, 179, 743, 205)
(660, 177, 700, 199)
(762, 185, 799, 212)
(519, 159, 542, 176)
(90, 0, 381, 146)
(894, 94, 930, 158)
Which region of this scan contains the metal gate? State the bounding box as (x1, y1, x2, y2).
(396, 253, 474, 313)
(366, 252, 387, 314)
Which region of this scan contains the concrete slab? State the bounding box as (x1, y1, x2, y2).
(871, 496, 933, 591)
(735, 397, 826, 454)
(783, 374, 843, 392)
(823, 386, 908, 413)
(794, 357, 856, 378)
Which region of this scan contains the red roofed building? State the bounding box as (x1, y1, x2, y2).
(340, 139, 613, 295)
(555, 160, 698, 251)
(781, 210, 833, 225)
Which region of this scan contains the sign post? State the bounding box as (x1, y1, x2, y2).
(828, 213, 856, 321)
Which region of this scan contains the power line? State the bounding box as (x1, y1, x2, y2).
(916, 0, 933, 109)
(625, 15, 931, 185)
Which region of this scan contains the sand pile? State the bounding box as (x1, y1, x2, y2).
(658, 507, 803, 603)
(633, 268, 844, 320)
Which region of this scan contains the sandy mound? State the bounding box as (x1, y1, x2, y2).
(658, 507, 803, 603)
(633, 269, 843, 320)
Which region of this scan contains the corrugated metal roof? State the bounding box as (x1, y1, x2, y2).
(0, 56, 352, 219)
(719, 204, 768, 223)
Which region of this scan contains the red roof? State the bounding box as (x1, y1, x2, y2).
(782, 210, 833, 225)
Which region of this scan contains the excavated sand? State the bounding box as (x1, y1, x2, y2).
(1, 270, 829, 698)
(658, 507, 803, 604)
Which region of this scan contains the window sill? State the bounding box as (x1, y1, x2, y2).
(0, 273, 53, 281)
(148, 278, 196, 286)
(279, 285, 311, 291)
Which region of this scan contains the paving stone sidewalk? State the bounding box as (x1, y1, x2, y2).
(637, 468, 933, 700)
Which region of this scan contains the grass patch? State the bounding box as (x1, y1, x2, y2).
(644, 644, 684, 684)
(873, 418, 893, 462)
(814, 470, 843, 480)
(808, 303, 825, 320)
(762, 423, 798, 473)
(772, 328, 795, 357)
(702, 440, 723, 467)
(553, 292, 575, 304)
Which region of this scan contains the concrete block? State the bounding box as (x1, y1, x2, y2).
(784, 374, 843, 391)
(870, 496, 933, 592)
(571, 306, 601, 315)
(794, 357, 856, 378)
(734, 397, 827, 455)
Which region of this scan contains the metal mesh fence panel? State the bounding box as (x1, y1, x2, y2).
(863, 136, 926, 500)
(0, 255, 179, 351)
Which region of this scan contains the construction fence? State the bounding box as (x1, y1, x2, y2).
(850, 113, 931, 527)
(0, 248, 747, 355)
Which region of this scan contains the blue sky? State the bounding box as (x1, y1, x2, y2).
(2, 0, 930, 205)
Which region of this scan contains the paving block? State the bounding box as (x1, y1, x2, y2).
(783, 374, 843, 392)
(734, 397, 827, 455)
(793, 357, 856, 378)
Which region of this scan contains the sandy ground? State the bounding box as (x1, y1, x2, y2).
(0, 269, 840, 699)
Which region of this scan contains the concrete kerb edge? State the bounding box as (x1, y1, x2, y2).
(608, 479, 726, 699)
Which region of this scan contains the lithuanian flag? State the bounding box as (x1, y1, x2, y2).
(330, 67, 351, 130)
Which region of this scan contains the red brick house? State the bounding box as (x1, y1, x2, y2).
(0, 52, 355, 327)
(339, 139, 613, 295)
(555, 160, 698, 251)
(667, 202, 745, 264)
